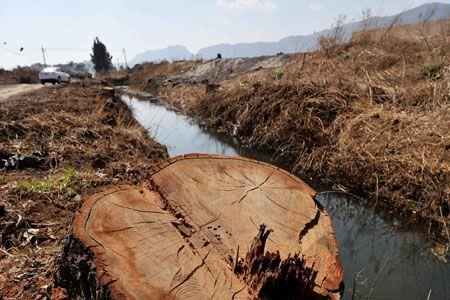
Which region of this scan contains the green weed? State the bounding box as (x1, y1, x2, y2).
(421, 64, 442, 79)
(273, 71, 284, 80)
(22, 167, 77, 193)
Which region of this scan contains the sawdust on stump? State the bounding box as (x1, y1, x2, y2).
(65, 154, 343, 299)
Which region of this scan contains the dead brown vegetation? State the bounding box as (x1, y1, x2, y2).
(196, 40, 450, 227)
(353, 18, 450, 44)
(0, 82, 167, 298)
(0, 67, 39, 85)
(127, 22, 450, 232)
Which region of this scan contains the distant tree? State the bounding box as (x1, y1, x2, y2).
(91, 37, 113, 73)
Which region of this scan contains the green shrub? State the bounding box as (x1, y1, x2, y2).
(273, 71, 284, 80)
(421, 64, 442, 79)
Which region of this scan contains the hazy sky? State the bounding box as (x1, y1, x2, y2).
(0, 0, 448, 68)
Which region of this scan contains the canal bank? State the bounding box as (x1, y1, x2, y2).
(122, 91, 449, 300)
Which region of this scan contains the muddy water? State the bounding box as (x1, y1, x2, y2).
(123, 93, 449, 300)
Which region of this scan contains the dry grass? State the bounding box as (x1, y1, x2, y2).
(127, 21, 450, 230)
(205, 37, 449, 226)
(353, 18, 450, 43)
(0, 82, 167, 298)
(0, 67, 39, 85)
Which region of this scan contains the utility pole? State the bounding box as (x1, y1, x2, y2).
(41, 46, 46, 67)
(122, 48, 128, 69)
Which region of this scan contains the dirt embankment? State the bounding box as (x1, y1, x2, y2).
(0, 82, 167, 298)
(171, 55, 291, 83)
(124, 28, 450, 234)
(103, 55, 291, 91)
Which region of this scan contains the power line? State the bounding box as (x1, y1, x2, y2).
(45, 48, 92, 51)
(45, 48, 123, 52)
(0, 44, 42, 57)
(0, 46, 22, 56)
(0, 50, 7, 60)
(1, 45, 129, 67)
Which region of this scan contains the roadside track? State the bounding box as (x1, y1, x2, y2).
(0, 84, 43, 102)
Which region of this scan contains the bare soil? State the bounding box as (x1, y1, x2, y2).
(0, 84, 43, 103)
(0, 82, 167, 299)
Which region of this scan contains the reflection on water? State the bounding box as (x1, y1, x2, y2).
(319, 193, 449, 299)
(123, 93, 449, 300)
(122, 94, 238, 157)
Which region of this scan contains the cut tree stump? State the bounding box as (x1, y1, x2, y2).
(67, 154, 343, 299)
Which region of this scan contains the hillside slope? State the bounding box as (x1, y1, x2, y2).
(129, 45, 193, 66)
(126, 20, 450, 232)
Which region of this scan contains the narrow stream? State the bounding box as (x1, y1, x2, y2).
(122, 93, 449, 300)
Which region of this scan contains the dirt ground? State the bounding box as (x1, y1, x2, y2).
(0, 82, 167, 299)
(0, 84, 43, 102)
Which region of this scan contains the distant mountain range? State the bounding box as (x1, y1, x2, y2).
(130, 2, 450, 66)
(129, 45, 193, 66)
